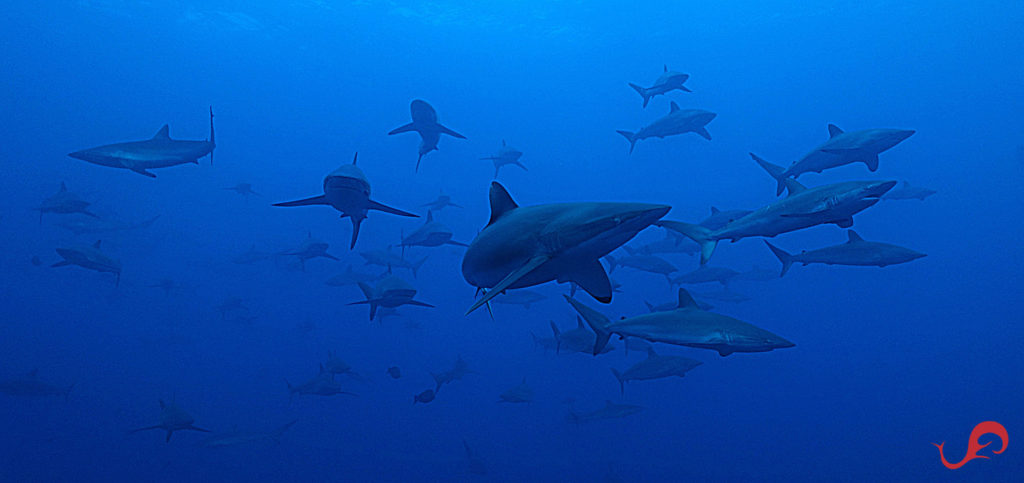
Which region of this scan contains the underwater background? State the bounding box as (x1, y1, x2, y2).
(1, 1, 1022, 481)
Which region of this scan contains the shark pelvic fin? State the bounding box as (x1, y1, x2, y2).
(562, 259, 612, 303)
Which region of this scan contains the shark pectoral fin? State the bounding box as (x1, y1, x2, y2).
(466, 255, 549, 315)
(130, 167, 156, 178)
(129, 425, 162, 434)
(863, 154, 880, 171)
(694, 127, 712, 140)
(367, 200, 418, 217)
(388, 122, 416, 135)
(187, 425, 211, 433)
(273, 195, 329, 207)
(437, 123, 467, 139)
(445, 240, 470, 247)
(405, 300, 435, 308)
(563, 259, 612, 303)
(51, 261, 71, 267)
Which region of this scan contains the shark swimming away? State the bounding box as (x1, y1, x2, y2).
(628, 65, 692, 108)
(52, 240, 121, 286)
(765, 230, 926, 276)
(388, 99, 466, 172)
(68, 107, 215, 178)
(461, 182, 670, 315)
(273, 153, 418, 248)
(616, 102, 715, 153)
(129, 400, 210, 443)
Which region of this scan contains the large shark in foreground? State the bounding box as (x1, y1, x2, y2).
(611, 347, 702, 394)
(68, 108, 215, 177)
(616, 102, 715, 153)
(273, 153, 418, 248)
(461, 182, 670, 314)
(129, 400, 210, 442)
(52, 240, 122, 286)
(754, 124, 914, 195)
(658, 154, 896, 264)
(565, 289, 794, 357)
(388, 99, 466, 172)
(765, 230, 926, 276)
(628, 65, 691, 108)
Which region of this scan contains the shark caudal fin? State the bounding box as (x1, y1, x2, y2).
(411, 257, 427, 278)
(349, 282, 379, 320)
(616, 130, 638, 154)
(750, 153, 788, 196)
(628, 83, 650, 108)
(611, 368, 626, 395)
(656, 221, 717, 265)
(549, 320, 562, 353)
(208, 106, 215, 164)
(763, 241, 794, 277)
(563, 295, 612, 356)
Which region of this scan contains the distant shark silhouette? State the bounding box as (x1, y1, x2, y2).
(388, 100, 466, 172)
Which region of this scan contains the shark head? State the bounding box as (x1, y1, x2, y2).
(67, 148, 108, 164)
(873, 129, 916, 151)
(691, 110, 717, 126)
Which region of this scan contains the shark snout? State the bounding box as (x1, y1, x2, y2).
(615, 204, 671, 228)
(697, 111, 717, 125)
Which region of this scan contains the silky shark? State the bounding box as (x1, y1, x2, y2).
(0, 369, 74, 401)
(388, 99, 466, 172)
(52, 240, 121, 286)
(129, 400, 211, 443)
(395, 210, 468, 253)
(279, 232, 339, 271)
(604, 253, 678, 283)
(225, 183, 260, 198)
(480, 140, 527, 178)
(616, 102, 715, 153)
(754, 124, 914, 195)
(884, 181, 937, 201)
(565, 289, 794, 357)
(68, 107, 215, 177)
(325, 265, 385, 287)
(461, 182, 670, 315)
(273, 153, 418, 248)
(551, 316, 615, 355)
(629, 65, 692, 108)
(699, 206, 753, 231)
(287, 368, 357, 398)
(672, 266, 739, 287)
(765, 230, 926, 276)
(491, 289, 546, 309)
(421, 190, 463, 211)
(611, 347, 702, 394)
(349, 275, 434, 321)
(498, 378, 533, 403)
(657, 154, 896, 264)
(38, 182, 99, 222)
(431, 355, 473, 392)
(359, 248, 427, 277)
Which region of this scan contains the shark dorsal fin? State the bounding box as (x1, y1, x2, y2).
(710, 206, 720, 215)
(59, 182, 67, 192)
(847, 230, 864, 243)
(487, 182, 518, 227)
(351, 152, 358, 165)
(669, 101, 680, 113)
(663, 64, 668, 72)
(647, 347, 657, 358)
(827, 124, 844, 138)
(676, 288, 699, 309)
(426, 210, 433, 222)
(782, 178, 807, 196)
(576, 315, 584, 329)
(93, 240, 102, 249)
(152, 125, 170, 140)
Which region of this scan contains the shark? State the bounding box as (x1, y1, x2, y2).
(462, 439, 488, 476)
(51, 240, 121, 286)
(68, 107, 215, 177)
(38, 182, 99, 222)
(388, 99, 467, 172)
(199, 420, 297, 448)
(765, 230, 926, 276)
(604, 253, 678, 283)
(492, 289, 546, 309)
(529, 331, 559, 353)
(658, 154, 896, 264)
(322, 351, 357, 378)
(754, 124, 915, 195)
(884, 181, 937, 201)
(225, 183, 261, 198)
(431, 356, 473, 392)
(279, 233, 339, 271)
(359, 248, 428, 277)
(54, 215, 159, 235)
(421, 190, 463, 211)
(129, 400, 211, 442)
(498, 378, 533, 403)
(273, 152, 418, 248)
(566, 400, 643, 423)
(325, 265, 385, 287)
(672, 266, 739, 287)
(551, 316, 615, 355)
(625, 233, 698, 256)
(628, 65, 692, 108)
(350, 275, 434, 321)
(480, 140, 527, 178)
(0, 370, 74, 401)
(699, 206, 753, 231)
(461, 182, 670, 315)
(287, 368, 357, 398)
(616, 102, 715, 153)
(413, 389, 436, 404)
(565, 289, 794, 357)
(395, 210, 468, 253)
(611, 347, 702, 394)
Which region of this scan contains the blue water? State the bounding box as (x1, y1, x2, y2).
(1, 1, 1022, 481)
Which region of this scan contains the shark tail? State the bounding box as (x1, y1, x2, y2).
(562, 295, 612, 356)
(349, 217, 363, 249)
(611, 368, 625, 395)
(354, 282, 378, 320)
(656, 221, 717, 265)
(411, 257, 427, 278)
(616, 130, 638, 154)
(209, 106, 215, 164)
(628, 83, 650, 108)
(764, 241, 794, 277)
(750, 153, 788, 196)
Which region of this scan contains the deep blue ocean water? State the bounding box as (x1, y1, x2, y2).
(1, 1, 1022, 481)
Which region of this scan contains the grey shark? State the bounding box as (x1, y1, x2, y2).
(273, 152, 418, 248)
(350, 275, 433, 321)
(611, 347, 702, 394)
(492, 289, 546, 309)
(551, 316, 615, 355)
(658, 154, 896, 264)
(287, 368, 357, 398)
(480, 140, 527, 178)
(699, 206, 753, 231)
(461, 182, 670, 314)
(498, 378, 533, 403)
(225, 183, 260, 198)
(38, 182, 98, 222)
(0, 370, 74, 401)
(322, 351, 357, 378)
(765, 230, 926, 276)
(52, 240, 121, 286)
(565, 289, 794, 357)
(625, 234, 698, 256)
(68, 108, 215, 177)
(672, 266, 739, 286)
(396, 210, 468, 252)
(359, 248, 427, 277)
(616, 102, 715, 153)
(884, 181, 936, 201)
(754, 124, 914, 195)
(129, 400, 211, 442)
(199, 420, 297, 448)
(54, 215, 159, 235)
(604, 253, 678, 282)
(566, 400, 643, 423)
(431, 356, 473, 392)
(628, 65, 692, 108)
(462, 439, 488, 476)
(280, 233, 339, 271)
(421, 190, 463, 211)
(388, 99, 467, 172)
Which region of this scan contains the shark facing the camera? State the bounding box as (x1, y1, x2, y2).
(388, 99, 466, 172)
(460, 182, 670, 315)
